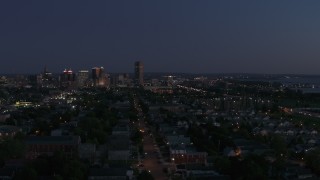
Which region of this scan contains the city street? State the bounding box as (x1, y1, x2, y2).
(134, 95, 169, 180)
(140, 121, 168, 180)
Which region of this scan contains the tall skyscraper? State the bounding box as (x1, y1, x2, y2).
(37, 66, 54, 88)
(60, 69, 76, 88)
(134, 61, 144, 86)
(92, 67, 107, 87)
(77, 70, 89, 87)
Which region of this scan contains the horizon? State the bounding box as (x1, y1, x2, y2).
(0, 0, 320, 74)
(2, 71, 320, 77)
(1, 1, 320, 74)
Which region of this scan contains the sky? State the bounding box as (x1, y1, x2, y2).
(1, 0, 320, 74)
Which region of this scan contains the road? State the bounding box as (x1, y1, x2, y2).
(140, 121, 168, 180)
(133, 95, 169, 180)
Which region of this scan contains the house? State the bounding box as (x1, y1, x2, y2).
(78, 143, 96, 163)
(112, 125, 130, 136)
(107, 135, 130, 161)
(50, 129, 63, 136)
(25, 136, 81, 159)
(310, 130, 318, 136)
(4, 159, 26, 169)
(223, 147, 240, 157)
(166, 135, 191, 146)
(0, 125, 21, 138)
(186, 166, 229, 180)
(88, 168, 133, 180)
(0, 114, 10, 123)
(233, 138, 270, 156)
(283, 165, 315, 180)
(0, 167, 16, 180)
(158, 124, 177, 135)
(175, 164, 230, 180)
(149, 104, 186, 113)
(170, 145, 207, 165)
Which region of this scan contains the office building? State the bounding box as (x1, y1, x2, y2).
(134, 61, 144, 86)
(117, 73, 130, 87)
(60, 69, 76, 88)
(37, 66, 55, 88)
(92, 67, 107, 87)
(77, 70, 89, 87)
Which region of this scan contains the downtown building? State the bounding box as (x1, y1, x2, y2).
(134, 61, 144, 86)
(77, 70, 90, 88)
(60, 69, 76, 88)
(111, 73, 132, 87)
(92, 67, 108, 87)
(35, 66, 56, 88)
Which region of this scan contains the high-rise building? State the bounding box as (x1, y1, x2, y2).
(37, 66, 55, 88)
(92, 67, 107, 87)
(43, 66, 53, 81)
(165, 75, 174, 87)
(134, 61, 144, 86)
(60, 69, 76, 88)
(77, 70, 89, 87)
(113, 73, 130, 87)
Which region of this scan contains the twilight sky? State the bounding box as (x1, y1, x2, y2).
(1, 0, 320, 74)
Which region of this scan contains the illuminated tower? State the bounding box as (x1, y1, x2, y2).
(77, 70, 89, 87)
(92, 67, 107, 87)
(134, 61, 144, 86)
(60, 68, 76, 88)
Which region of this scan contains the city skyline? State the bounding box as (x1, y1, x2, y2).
(1, 1, 320, 74)
(2, 1, 320, 179)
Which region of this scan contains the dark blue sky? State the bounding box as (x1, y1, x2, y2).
(1, 0, 320, 74)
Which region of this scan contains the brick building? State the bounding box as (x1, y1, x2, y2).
(170, 145, 207, 165)
(25, 136, 81, 159)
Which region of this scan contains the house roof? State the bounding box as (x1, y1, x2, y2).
(0, 125, 20, 133)
(89, 168, 127, 177)
(108, 135, 130, 150)
(25, 136, 80, 145)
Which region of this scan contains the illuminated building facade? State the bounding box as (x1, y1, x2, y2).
(92, 67, 107, 87)
(60, 69, 76, 88)
(77, 70, 89, 87)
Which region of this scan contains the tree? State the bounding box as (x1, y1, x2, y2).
(131, 128, 143, 145)
(61, 159, 87, 180)
(243, 155, 268, 180)
(270, 135, 287, 155)
(0, 138, 26, 160)
(14, 167, 38, 180)
(271, 157, 286, 178)
(243, 160, 267, 180)
(48, 151, 87, 179)
(305, 148, 320, 174)
(5, 118, 16, 126)
(137, 170, 154, 180)
(214, 156, 231, 174)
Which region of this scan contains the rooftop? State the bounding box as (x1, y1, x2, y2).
(25, 136, 80, 145)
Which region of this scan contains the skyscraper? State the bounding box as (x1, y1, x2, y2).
(134, 61, 144, 86)
(60, 69, 76, 88)
(38, 65, 54, 88)
(92, 67, 107, 87)
(77, 70, 89, 87)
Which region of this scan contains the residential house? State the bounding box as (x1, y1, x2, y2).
(25, 136, 81, 159)
(78, 143, 96, 163)
(107, 135, 130, 161)
(88, 168, 133, 180)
